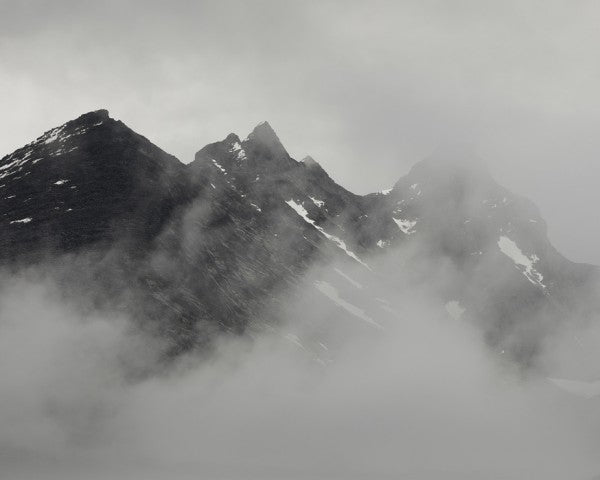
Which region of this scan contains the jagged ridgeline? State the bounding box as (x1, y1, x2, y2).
(0, 110, 598, 364)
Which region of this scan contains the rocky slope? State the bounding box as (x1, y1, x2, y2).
(0, 110, 597, 366)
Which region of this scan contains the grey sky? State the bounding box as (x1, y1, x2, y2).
(1, 0, 599, 263)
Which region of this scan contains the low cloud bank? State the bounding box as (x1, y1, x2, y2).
(1, 268, 600, 480)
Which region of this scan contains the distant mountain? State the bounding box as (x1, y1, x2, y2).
(1, 110, 597, 366)
(364, 149, 599, 365)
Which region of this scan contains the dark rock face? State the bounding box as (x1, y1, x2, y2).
(0, 110, 195, 261)
(0, 110, 597, 364)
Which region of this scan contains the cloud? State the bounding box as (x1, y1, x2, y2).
(1, 256, 600, 480)
(2, 6, 600, 475)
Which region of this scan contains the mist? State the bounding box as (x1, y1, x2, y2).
(2, 2, 600, 478)
(1, 246, 600, 480)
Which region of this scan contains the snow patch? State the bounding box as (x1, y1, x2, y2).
(334, 268, 363, 289)
(393, 217, 417, 235)
(314, 281, 382, 329)
(54, 179, 69, 185)
(43, 127, 64, 144)
(285, 200, 369, 268)
(285, 199, 312, 223)
(309, 196, 325, 208)
(497, 236, 545, 289)
(284, 333, 305, 350)
(0, 159, 20, 171)
(230, 141, 247, 160)
(211, 159, 227, 174)
(0, 151, 39, 177)
(10, 217, 32, 224)
(380, 188, 392, 195)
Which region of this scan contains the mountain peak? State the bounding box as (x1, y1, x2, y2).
(224, 132, 241, 144)
(73, 109, 110, 124)
(92, 108, 110, 119)
(408, 144, 490, 182)
(241, 121, 295, 171)
(251, 120, 275, 134)
(247, 121, 280, 144)
(389, 144, 495, 199)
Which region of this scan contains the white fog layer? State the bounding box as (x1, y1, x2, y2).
(1, 254, 600, 479)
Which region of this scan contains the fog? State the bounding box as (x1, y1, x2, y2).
(1, 252, 600, 480)
(2, 2, 600, 478)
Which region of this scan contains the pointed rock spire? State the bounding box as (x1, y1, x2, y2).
(242, 121, 296, 172)
(245, 121, 288, 157)
(247, 121, 278, 141)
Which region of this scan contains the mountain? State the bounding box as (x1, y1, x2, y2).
(1, 110, 597, 368)
(364, 149, 600, 365)
(0, 110, 195, 259)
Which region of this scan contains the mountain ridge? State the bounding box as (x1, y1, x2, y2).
(1, 109, 598, 369)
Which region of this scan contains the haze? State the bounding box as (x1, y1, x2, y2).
(2, 256, 600, 480)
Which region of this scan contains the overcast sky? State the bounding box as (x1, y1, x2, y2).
(1, 0, 599, 263)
